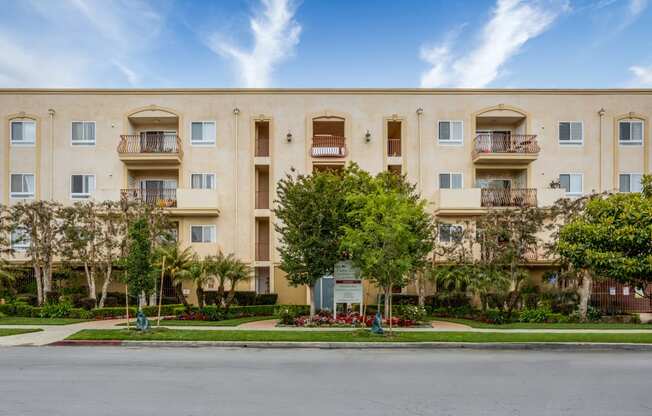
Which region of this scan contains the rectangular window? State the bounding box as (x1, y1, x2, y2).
(439, 223, 463, 243)
(619, 120, 643, 145)
(438, 121, 463, 144)
(71, 121, 96, 145)
(191, 121, 216, 145)
(439, 173, 463, 189)
(11, 120, 36, 145)
(10, 174, 35, 198)
(559, 173, 583, 196)
(190, 173, 215, 189)
(191, 225, 215, 243)
(559, 121, 583, 144)
(619, 173, 643, 193)
(11, 228, 30, 251)
(70, 174, 95, 199)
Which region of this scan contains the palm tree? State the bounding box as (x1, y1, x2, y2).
(204, 251, 251, 310)
(153, 244, 195, 306)
(188, 259, 210, 308)
(0, 260, 15, 295)
(224, 258, 252, 312)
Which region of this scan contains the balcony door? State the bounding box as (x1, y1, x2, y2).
(477, 179, 511, 189)
(140, 179, 177, 205)
(476, 130, 511, 152)
(140, 130, 177, 152)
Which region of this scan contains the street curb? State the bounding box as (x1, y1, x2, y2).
(50, 340, 652, 351)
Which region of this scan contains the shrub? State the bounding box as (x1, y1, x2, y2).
(141, 304, 184, 317)
(39, 300, 73, 319)
(479, 309, 509, 324)
(161, 296, 178, 305)
(277, 305, 302, 325)
(426, 292, 471, 309)
(44, 291, 60, 304)
(518, 307, 551, 323)
(68, 308, 93, 319)
(16, 293, 38, 306)
(255, 293, 278, 305)
(91, 307, 137, 319)
(79, 297, 97, 310)
(203, 291, 221, 306)
(380, 294, 419, 306)
(394, 304, 427, 322)
(540, 288, 579, 315)
(232, 291, 257, 306)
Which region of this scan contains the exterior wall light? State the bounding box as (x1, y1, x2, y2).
(286, 131, 293, 142)
(365, 130, 371, 143)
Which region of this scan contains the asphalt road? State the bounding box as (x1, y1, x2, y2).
(1, 347, 651, 416)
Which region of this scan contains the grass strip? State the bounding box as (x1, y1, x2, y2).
(0, 328, 43, 337)
(118, 316, 276, 327)
(67, 328, 652, 343)
(431, 317, 652, 330)
(0, 317, 89, 326)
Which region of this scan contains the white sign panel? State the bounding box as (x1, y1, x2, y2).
(333, 261, 362, 304)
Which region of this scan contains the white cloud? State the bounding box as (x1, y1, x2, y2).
(629, 65, 652, 86)
(629, 0, 649, 16)
(420, 0, 567, 88)
(0, 0, 166, 87)
(207, 0, 301, 87)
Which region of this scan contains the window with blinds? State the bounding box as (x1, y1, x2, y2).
(559, 121, 583, 144)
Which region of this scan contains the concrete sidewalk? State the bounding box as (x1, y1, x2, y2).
(0, 319, 127, 346)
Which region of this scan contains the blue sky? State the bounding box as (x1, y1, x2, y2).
(0, 0, 650, 88)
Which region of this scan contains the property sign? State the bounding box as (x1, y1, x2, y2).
(333, 261, 362, 304)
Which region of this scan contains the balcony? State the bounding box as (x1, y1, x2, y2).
(472, 133, 539, 164)
(388, 138, 402, 157)
(120, 188, 219, 216)
(311, 135, 347, 158)
(117, 134, 183, 165)
(481, 188, 537, 208)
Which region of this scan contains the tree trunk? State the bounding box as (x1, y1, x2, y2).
(578, 270, 593, 321)
(138, 291, 146, 310)
(34, 265, 43, 306)
(416, 272, 425, 307)
(98, 263, 112, 308)
(176, 282, 188, 306)
(196, 287, 204, 308)
(384, 287, 391, 321)
(309, 285, 316, 317)
(43, 261, 52, 296)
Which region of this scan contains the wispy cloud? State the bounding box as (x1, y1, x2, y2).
(206, 0, 301, 87)
(629, 65, 652, 86)
(0, 0, 166, 87)
(420, 0, 567, 88)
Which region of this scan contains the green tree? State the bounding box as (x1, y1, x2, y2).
(340, 173, 435, 328)
(8, 201, 61, 305)
(223, 257, 252, 312)
(123, 217, 154, 309)
(152, 245, 195, 306)
(204, 251, 251, 310)
(557, 190, 652, 320)
(273, 168, 352, 316)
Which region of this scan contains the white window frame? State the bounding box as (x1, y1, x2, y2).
(619, 172, 643, 193)
(190, 121, 216, 146)
(70, 174, 96, 199)
(190, 225, 216, 243)
(438, 223, 463, 244)
(438, 172, 464, 189)
(438, 120, 464, 146)
(10, 120, 36, 146)
(9, 173, 35, 199)
(559, 173, 583, 196)
(619, 119, 644, 145)
(558, 121, 583, 146)
(11, 228, 30, 251)
(71, 121, 96, 146)
(190, 173, 216, 190)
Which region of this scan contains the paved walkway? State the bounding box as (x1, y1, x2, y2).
(2, 318, 652, 346)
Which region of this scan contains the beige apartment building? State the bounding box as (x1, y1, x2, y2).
(1, 88, 650, 306)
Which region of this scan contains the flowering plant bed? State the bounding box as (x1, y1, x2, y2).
(288, 311, 418, 328)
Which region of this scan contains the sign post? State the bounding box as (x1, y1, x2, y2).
(333, 260, 362, 320)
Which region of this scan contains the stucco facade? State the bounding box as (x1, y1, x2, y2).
(1, 88, 650, 304)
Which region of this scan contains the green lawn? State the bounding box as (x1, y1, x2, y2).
(0, 328, 43, 337)
(67, 328, 652, 344)
(431, 317, 652, 330)
(0, 317, 89, 326)
(119, 316, 276, 327)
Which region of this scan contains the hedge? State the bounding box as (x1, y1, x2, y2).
(203, 291, 279, 306)
(0, 302, 184, 319)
